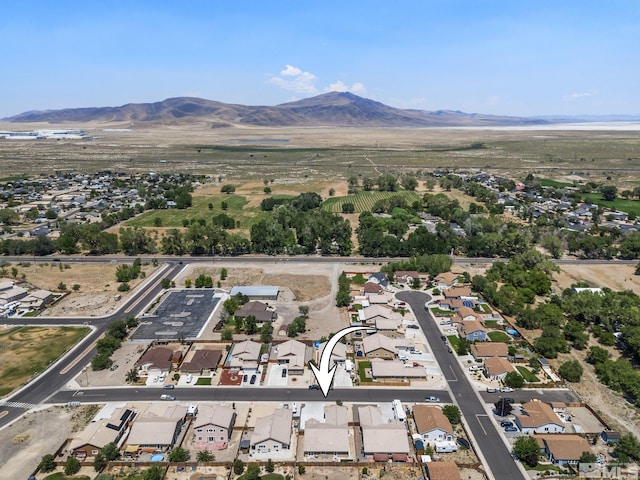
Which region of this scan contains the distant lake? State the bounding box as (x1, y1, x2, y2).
(224, 138, 290, 143)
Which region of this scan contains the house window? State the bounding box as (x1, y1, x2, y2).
(207, 437, 215, 442)
(91, 450, 99, 455)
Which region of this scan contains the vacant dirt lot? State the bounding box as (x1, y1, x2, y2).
(0, 404, 99, 480)
(553, 263, 640, 294)
(8, 261, 160, 316)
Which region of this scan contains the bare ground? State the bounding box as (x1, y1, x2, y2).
(0, 404, 100, 480)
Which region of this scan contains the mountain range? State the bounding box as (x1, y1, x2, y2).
(3, 92, 549, 127)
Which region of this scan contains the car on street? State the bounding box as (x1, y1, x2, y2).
(504, 426, 518, 432)
(308, 384, 320, 390)
(440, 335, 446, 341)
(500, 420, 513, 428)
(162, 385, 175, 390)
(487, 387, 499, 393)
(160, 394, 175, 401)
(425, 396, 440, 402)
(500, 387, 514, 393)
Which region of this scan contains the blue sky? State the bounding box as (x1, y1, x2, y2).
(1, 1, 639, 117)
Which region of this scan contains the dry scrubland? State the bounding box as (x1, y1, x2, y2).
(1, 123, 640, 189)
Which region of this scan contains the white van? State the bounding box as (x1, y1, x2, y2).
(160, 394, 175, 401)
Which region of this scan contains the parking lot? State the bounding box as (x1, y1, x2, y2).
(130, 289, 220, 341)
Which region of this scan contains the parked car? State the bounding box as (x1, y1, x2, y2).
(407, 324, 420, 329)
(425, 396, 440, 402)
(500, 387, 514, 393)
(281, 369, 287, 378)
(487, 387, 499, 393)
(243, 374, 248, 383)
(500, 420, 513, 428)
(308, 384, 321, 390)
(441, 335, 447, 341)
(457, 438, 471, 449)
(162, 384, 175, 390)
(504, 426, 518, 432)
(250, 374, 257, 385)
(503, 397, 515, 404)
(160, 394, 175, 401)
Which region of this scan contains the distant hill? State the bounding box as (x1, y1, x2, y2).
(3, 92, 548, 127)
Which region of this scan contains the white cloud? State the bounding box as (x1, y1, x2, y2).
(269, 64, 318, 94)
(269, 65, 366, 96)
(563, 91, 595, 101)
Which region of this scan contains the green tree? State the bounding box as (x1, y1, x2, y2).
(441, 405, 461, 424)
(221, 184, 236, 193)
(221, 327, 234, 341)
(298, 305, 309, 317)
(168, 446, 190, 462)
(298, 465, 306, 474)
(601, 185, 618, 201)
(125, 367, 139, 383)
(64, 456, 81, 475)
(615, 433, 640, 462)
(504, 371, 525, 388)
(161, 277, 171, 289)
(586, 346, 610, 365)
(102, 442, 120, 461)
(233, 459, 245, 475)
(261, 322, 274, 344)
(514, 435, 540, 467)
(38, 453, 56, 473)
(91, 352, 113, 371)
(342, 202, 355, 213)
(196, 450, 215, 462)
(93, 452, 107, 472)
(143, 464, 164, 480)
(579, 451, 597, 463)
(558, 359, 584, 382)
(266, 458, 275, 473)
(246, 464, 261, 480)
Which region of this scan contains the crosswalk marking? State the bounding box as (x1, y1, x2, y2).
(0, 401, 36, 409)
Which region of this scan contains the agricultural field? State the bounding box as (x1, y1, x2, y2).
(0, 326, 90, 396)
(581, 192, 640, 216)
(322, 190, 421, 213)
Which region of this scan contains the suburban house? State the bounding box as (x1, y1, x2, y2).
(275, 339, 309, 375)
(362, 305, 393, 325)
(136, 346, 174, 375)
(226, 340, 262, 371)
(192, 404, 236, 451)
(457, 320, 488, 342)
(125, 404, 187, 454)
(317, 341, 347, 368)
(370, 359, 426, 380)
(515, 400, 565, 434)
(363, 333, 399, 359)
(443, 286, 475, 300)
(303, 404, 351, 458)
(367, 293, 389, 305)
(394, 270, 423, 285)
(180, 348, 223, 375)
(358, 405, 410, 461)
(363, 281, 384, 295)
(426, 461, 462, 480)
(453, 306, 481, 323)
(439, 297, 473, 311)
(374, 317, 402, 338)
(470, 342, 509, 360)
(413, 405, 454, 446)
(434, 272, 459, 289)
(367, 272, 389, 288)
(0, 282, 27, 304)
(483, 356, 517, 380)
(250, 408, 293, 454)
(535, 434, 592, 466)
(69, 407, 136, 460)
(229, 286, 279, 301)
(234, 301, 276, 323)
(19, 289, 54, 310)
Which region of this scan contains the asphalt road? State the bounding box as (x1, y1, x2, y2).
(397, 290, 526, 480)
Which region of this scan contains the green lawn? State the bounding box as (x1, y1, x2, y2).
(238, 473, 285, 480)
(447, 335, 460, 351)
(483, 320, 499, 328)
(195, 377, 212, 385)
(0, 326, 90, 396)
(44, 474, 91, 480)
(487, 331, 511, 342)
(126, 193, 270, 229)
(358, 360, 372, 383)
(322, 190, 421, 213)
(475, 303, 492, 313)
(581, 192, 640, 216)
(516, 365, 540, 382)
(430, 307, 454, 316)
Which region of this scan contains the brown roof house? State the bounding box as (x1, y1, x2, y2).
(394, 270, 422, 285)
(515, 400, 565, 434)
(316, 341, 347, 368)
(250, 408, 293, 456)
(363, 282, 384, 295)
(358, 405, 410, 460)
(427, 461, 462, 480)
(275, 339, 309, 375)
(226, 340, 261, 372)
(413, 405, 454, 446)
(303, 404, 351, 458)
(136, 346, 173, 375)
(69, 406, 136, 460)
(443, 286, 473, 299)
(434, 272, 459, 289)
(483, 356, 516, 380)
(192, 404, 236, 451)
(536, 434, 592, 466)
(125, 404, 187, 454)
(363, 333, 399, 359)
(470, 342, 509, 359)
(180, 348, 223, 375)
(235, 301, 276, 323)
